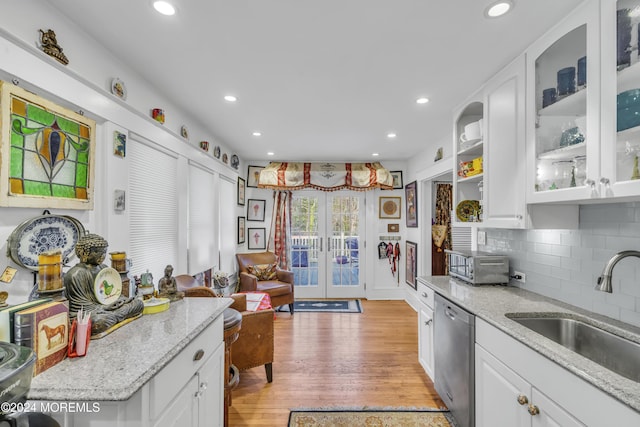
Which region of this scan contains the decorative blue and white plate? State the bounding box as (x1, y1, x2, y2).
(8, 214, 85, 269)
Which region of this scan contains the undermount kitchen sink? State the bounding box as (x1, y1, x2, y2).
(505, 313, 640, 383)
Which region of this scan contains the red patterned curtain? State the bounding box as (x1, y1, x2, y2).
(267, 191, 293, 269)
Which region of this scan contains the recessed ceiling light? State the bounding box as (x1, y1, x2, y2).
(267, 152, 275, 156)
(387, 133, 397, 139)
(372, 153, 380, 157)
(224, 95, 237, 102)
(153, 1, 176, 16)
(416, 97, 429, 104)
(252, 131, 262, 137)
(485, 1, 513, 18)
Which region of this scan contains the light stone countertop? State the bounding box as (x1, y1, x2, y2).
(28, 297, 233, 402)
(418, 275, 640, 413)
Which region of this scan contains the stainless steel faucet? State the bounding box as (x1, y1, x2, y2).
(596, 250, 640, 293)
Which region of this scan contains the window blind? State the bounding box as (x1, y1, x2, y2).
(188, 161, 218, 274)
(218, 175, 236, 275)
(128, 135, 179, 282)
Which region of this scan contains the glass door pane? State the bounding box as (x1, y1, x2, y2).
(290, 192, 365, 299)
(291, 194, 324, 298)
(534, 25, 588, 193)
(327, 193, 365, 298)
(616, 1, 640, 183)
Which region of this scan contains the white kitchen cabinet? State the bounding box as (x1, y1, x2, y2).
(476, 318, 640, 427)
(43, 315, 226, 427)
(154, 375, 199, 427)
(417, 281, 435, 379)
(454, 54, 578, 230)
(482, 55, 527, 228)
(525, 0, 640, 203)
(526, 0, 599, 203)
(154, 343, 224, 427)
(476, 344, 584, 427)
(599, 0, 640, 198)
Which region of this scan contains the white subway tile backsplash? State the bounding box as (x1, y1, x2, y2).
(484, 203, 640, 328)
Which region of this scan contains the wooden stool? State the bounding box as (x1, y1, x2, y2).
(223, 308, 242, 427)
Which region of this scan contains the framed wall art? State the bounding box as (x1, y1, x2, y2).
(237, 217, 246, 244)
(247, 227, 266, 250)
(113, 130, 126, 157)
(379, 196, 401, 219)
(247, 199, 266, 221)
(405, 180, 418, 227)
(406, 241, 418, 289)
(237, 177, 246, 206)
(247, 165, 265, 188)
(391, 171, 403, 189)
(114, 189, 125, 212)
(0, 81, 96, 209)
(387, 223, 399, 233)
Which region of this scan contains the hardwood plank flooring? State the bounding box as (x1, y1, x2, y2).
(228, 299, 445, 426)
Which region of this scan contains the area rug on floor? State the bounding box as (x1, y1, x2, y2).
(289, 300, 362, 313)
(288, 409, 453, 427)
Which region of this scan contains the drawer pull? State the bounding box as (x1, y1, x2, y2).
(200, 381, 208, 391)
(424, 318, 433, 326)
(517, 394, 528, 405)
(528, 404, 540, 416)
(193, 349, 205, 361)
(422, 292, 428, 298)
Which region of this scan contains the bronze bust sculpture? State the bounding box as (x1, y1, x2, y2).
(65, 233, 143, 338)
(157, 265, 184, 301)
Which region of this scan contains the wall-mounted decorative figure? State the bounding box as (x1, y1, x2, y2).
(38, 29, 69, 65)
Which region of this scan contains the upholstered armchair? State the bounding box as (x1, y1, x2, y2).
(236, 251, 295, 314)
(175, 275, 275, 382)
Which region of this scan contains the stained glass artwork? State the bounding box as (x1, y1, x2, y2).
(0, 81, 95, 209)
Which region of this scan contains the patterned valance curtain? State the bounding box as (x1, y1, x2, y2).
(258, 162, 393, 191)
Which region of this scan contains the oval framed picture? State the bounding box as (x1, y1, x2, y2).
(214, 146, 221, 158)
(110, 78, 127, 100)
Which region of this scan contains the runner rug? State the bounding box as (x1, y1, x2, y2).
(288, 409, 453, 426)
(290, 300, 362, 313)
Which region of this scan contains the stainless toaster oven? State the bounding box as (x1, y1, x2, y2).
(445, 249, 509, 285)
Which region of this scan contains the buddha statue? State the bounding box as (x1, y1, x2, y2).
(64, 233, 143, 337)
(157, 265, 184, 302)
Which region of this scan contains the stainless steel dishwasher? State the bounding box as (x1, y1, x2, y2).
(434, 294, 475, 427)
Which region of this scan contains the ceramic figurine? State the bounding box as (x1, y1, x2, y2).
(138, 270, 155, 300)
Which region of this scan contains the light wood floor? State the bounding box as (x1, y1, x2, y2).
(228, 299, 445, 426)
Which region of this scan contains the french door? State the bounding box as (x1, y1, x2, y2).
(291, 191, 366, 298)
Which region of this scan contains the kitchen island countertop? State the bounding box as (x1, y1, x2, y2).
(28, 297, 232, 402)
(418, 275, 640, 413)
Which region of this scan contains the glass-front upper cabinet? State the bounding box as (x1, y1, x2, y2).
(600, 0, 640, 198)
(526, 0, 600, 203)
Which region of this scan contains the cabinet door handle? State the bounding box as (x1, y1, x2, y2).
(424, 317, 433, 326)
(193, 349, 205, 361)
(528, 404, 540, 416)
(200, 381, 208, 391)
(516, 394, 528, 405)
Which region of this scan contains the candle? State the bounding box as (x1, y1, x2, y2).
(38, 249, 62, 291)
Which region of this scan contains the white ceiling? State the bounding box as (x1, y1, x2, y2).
(47, 0, 583, 162)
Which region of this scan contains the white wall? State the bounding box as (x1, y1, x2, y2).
(0, 2, 243, 304)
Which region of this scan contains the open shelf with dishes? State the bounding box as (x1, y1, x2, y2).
(453, 99, 484, 225)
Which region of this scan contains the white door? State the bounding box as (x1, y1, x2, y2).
(291, 191, 365, 299)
